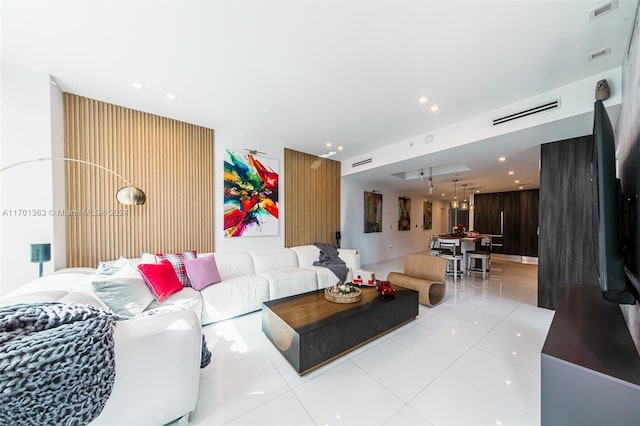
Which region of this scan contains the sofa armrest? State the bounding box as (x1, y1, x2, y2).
(338, 249, 361, 271)
(91, 311, 202, 426)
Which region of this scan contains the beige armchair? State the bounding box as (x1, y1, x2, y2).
(387, 253, 448, 306)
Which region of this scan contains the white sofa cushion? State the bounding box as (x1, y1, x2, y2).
(144, 287, 203, 322)
(249, 249, 299, 273)
(289, 245, 320, 267)
(259, 268, 318, 300)
(304, 266, 340, 289)
(0, 272, 106, 308)
(199, 275, 269, 324)
(213, 251, 256, 279)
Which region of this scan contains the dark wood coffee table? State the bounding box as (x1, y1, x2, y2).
(262, 285, 418, 375)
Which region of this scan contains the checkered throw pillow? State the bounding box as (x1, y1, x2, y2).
(155, 250, 198, 287)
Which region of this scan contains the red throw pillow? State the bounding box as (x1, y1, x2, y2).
(137, 260, 183, 302)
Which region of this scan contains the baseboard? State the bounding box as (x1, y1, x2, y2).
(491, 254, 538, 265)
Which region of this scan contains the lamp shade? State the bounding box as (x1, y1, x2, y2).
(116, 185, 147, 205)
(31, 243, 51, 263)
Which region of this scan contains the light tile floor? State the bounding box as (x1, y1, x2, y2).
(187, 257, 554, 426)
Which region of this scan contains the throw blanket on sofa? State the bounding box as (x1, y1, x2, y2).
(313, 243, 349, 283)
(0, 302, 118, 426)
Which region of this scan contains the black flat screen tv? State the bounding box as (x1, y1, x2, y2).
(593, 99, 637, 304)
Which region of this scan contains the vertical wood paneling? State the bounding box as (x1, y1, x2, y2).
(64, 94, 215, 267)
(284, 149, 340, 247)
(538, 135, 598, 309)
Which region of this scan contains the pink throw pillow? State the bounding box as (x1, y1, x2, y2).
(183, 255, 222, 291)
(137, 260, 183, 302)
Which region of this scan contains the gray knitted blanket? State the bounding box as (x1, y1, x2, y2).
(313, 243, 349, 283)
(0, 303, 118, 426)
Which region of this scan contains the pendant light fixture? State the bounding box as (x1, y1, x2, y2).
(427, 167, 434, 194)
(460, 184, 469, 211)
(450, 179, 459, 209)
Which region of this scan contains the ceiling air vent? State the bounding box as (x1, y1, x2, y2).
(352, 158, 372, 168)
(590, 1, 618, 20)
(492, 100, 560, 126)
(588, 47, 611, 61)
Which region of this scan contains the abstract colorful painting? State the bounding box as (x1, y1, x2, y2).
(364, 191, 382, 233)
(398, 197, 411, 231)
(223, 149, 279, 237)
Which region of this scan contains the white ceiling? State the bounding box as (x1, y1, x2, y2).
(1, 1, 637, 198)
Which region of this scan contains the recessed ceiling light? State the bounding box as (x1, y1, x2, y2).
(515, 180, 520, 184)
(337, 146, 343, 151)
(131, 82, 143, 90)
(325, 142, 332, 148)
(476, 190, 480, 193)
(166, 93, 177, 100)
(419, 96, 428, 104)
(519, 186, 524, 190)
(441, 193, 446, 197)
(498, 156, 507, 162)
(508, 171, 515, 175)
(430, 105, 439, 112)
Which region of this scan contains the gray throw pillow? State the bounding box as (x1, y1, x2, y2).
(92, 263, 154, 316)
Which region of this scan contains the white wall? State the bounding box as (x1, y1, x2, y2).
(0, 61, 63, 294)
(213, 129, 285, 252)
(341, 176, 449, 266)
(50, 78, 66, 270)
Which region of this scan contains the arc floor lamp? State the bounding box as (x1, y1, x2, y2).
(2, 157, 146, 277)
(0, 157, 146, 205)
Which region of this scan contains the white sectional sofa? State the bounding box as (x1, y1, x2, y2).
(198, 245, 360, 323)
(0, 244, 360, 425)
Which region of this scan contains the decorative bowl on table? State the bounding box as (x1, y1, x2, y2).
(324, 282, 362, 303)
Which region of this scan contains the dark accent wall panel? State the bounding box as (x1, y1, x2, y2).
(539, 135, 598, 309)
(284, 149, 340, 247)
(520, 189, 539, 257)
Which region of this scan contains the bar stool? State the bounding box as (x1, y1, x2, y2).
(438, 238, 463, 281)
(466, 250, 491, 279)
(429, 234, 442, 256)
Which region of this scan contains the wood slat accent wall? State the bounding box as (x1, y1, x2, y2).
(64, 94, 214, 267)
(284, 149, 340, 247)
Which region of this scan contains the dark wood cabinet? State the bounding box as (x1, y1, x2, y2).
(473, 189, 538, 257)
(473, 193, 503, 235)
(520, 189, 539, 257)
(502, 191, 522, 255)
